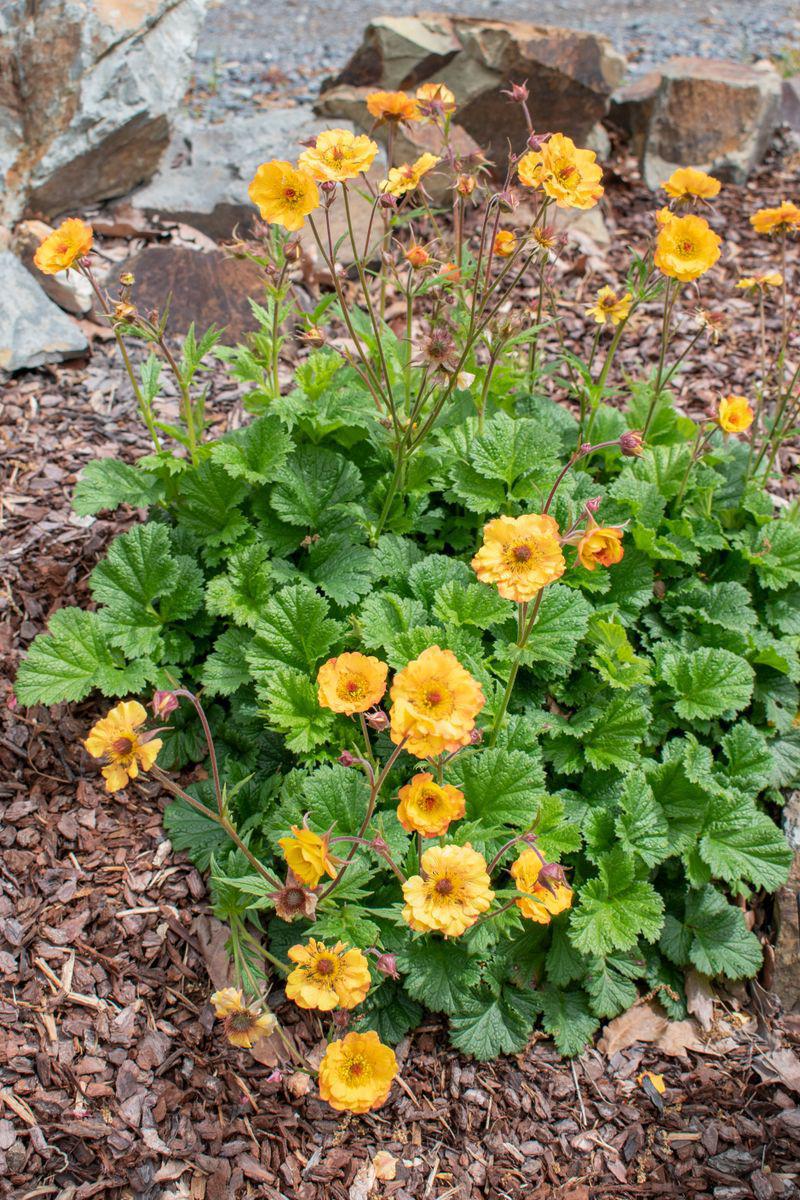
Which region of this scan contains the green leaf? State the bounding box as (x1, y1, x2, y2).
(663, 886, 763, 979)
(201, 627, 253, 697)
(15, 608, 155, 705)
(301, 764, 372, 837)
(304, 535, 376, 607)
(355, 981, 423, 1044)
(522, 585, 592, 666)
(583, 692, 650, 772)
(260, 668, 336, 753)
(373, 534, 425, 584)
(90, 524, 180, 657)
(585, 953, 642, 1018)
(162, 798, 231, 870)
(699, 794, 791, 890)
(271, 446, 363, 530)
(720, 722, 773, 795)
(545, 922, 585, 986)
(408, 554, 473, 609)
(248, 584, 343, 676)
(448, 463, 507, 513)
(742, 521, 800, 590)
(646, 754, 710, 852)
(449, 986, 538, 1060)
(72, 458, 164, 516)
(765, 585, 800, 635)
(769, 731, 800, 788)
(206, 544, 273, 629)
(310, 907, 380, 950)
(177, 462, 248, 547)
(397, 940, 481, 1014)
(433, 580, 511, 629)
(659, 647, 754, 722)
(589, 619, 652, 690)
(210, 415, 292, 484)
(528, 985, 599, 1057)
(470, 413, 560, 487)
(669, 580, 755, 632)
(569, 849, 664, 956)
(615, 770, 670, 868)
(358, 593, 427, 652)
(449, 747, 544, 828)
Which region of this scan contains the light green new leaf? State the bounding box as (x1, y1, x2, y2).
(260, 668, 336, 754)
(433, 580, 511, 629)
(590, 619, 652, 690)
(210, 415, 292, 484)
(206, 544, 273, 629)
(73, 458, 164, 516)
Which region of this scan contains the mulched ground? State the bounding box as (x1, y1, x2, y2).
(2, 137, 800, 1199)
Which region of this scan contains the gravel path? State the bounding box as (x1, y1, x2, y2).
(194, 0, 800, 115)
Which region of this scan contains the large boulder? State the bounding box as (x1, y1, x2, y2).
(615, 58, 782, 189)
(321, 14, 626, 168)
(0, 250, 88, 372)
(0, 0, 207, 226)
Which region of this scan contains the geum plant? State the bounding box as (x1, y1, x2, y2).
(19, 81, 800, 1113)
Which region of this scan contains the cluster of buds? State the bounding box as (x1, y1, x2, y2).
(113, 270, 137, 324)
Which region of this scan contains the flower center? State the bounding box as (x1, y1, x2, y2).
(679, 240, 694, 255)
(228, 1010, 256, 1032)
(110, 735, 135, 759)
(315, 955, 337, 978)
(420, 789, 441, 812)
(283, 888, 305, 911)
(513, 544, 532, 563)
(338, 674, 367, 701)
(342, 1054, 369, 1083)
(434, 877, 454, 896)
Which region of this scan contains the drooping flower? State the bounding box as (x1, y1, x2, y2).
(517, 133, 604, 210)
(405, 243, 431, 268)
(655, 205, 677, 227)
(586, 285, 633, 326)
(654, 213, 721, 282)
(661, 166, 721, 203)
(492, 229, 517, 257)
(619, 429, 644, 457)
(317, 652, 388, 715)
(717, 394, 754, 433)
(402, 843, 494, 936)
(299, 128, 379, 182)
(511, 850, 573, 924)
(366, 90, 420, 123)
(397, 772, 465, 837)
(415, 81, 457, 120)
(389, 646, 485, 759)
(269, 872, 318, 922)
(318, 1030, 397, 1113)
(736, 271, 783, 291)
(749, 200, 800, 236)
(286, 939, 371, 1011)
(472, 513, 565, 602)
(576, 520, 625, 571)
(211, 988, 277, 1048)
(83, 700, 162, 793)
(34, 217, 94, 275)
(278, 826, 339, 888)
(381, 152, 440, 197)
(247, 160, 319, 231)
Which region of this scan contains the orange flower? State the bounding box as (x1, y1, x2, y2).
(576, 520, 624, 571)
(211, 988, 277, 1048)
(472, 514, 565, 602)
(415, 81, 457, 120)
(750, 200, 800, 236)
(366, 90, 420, 123)
(586, 285, 632, 326)
(83, 700, 161, 793)
(517, 133, 603, 210)
(717, 394, 754, 433)
(248, 160, 319, 231)
(278, 826, 339, 888)
(285, 939, 371, 1011)
(299, 129, 378, 182)
(397, 772, 465, 837)
(318, 1031, 397, 1113)
(381, 152, 440, 197)
(389, 646, 484, 759)
(493, 230, 517, 257)
(317, 652, 388, 715)
(33, 217, 93, 274)
(402, 843, 494, 936)
(654, 213, 721, 282)
(661, 167, 721, 203)
(405, 243, 431, 268)
(511, 850, 574, 924)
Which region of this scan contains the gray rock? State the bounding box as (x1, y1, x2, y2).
(131, 109, 361, 240)
(0, 250, 88, 372)
(1, 0, 208, 225)
(637, 58, 782, 188)
(782, 76, 800, 130)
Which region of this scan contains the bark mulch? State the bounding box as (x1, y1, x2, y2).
(2, 142, 800, 1199)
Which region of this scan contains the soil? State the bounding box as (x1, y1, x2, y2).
(2, 134, 800, 1198)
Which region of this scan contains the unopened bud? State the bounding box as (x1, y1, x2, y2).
(496, 189, 519, 213)
(619, 429, 644, 457)
(502, 80, 530, 104)
(332, 1009, 351, 1029)
(365, 709, 390, 731)
(300, 325, 326, 348)
(320, 180, 337, 198)
(579, 442, 593, 455)
(585, 496, 602, 514)
(379, 192, 398, 210)
(370, 834, 390, 855)
(284, 239, 301, 262)
(455, 173, 477, 198)
(375, 952, 400, 980)
(469, 727, 484, 745)
(527, 131, 551, 152)
(151, 690, 179, 718)
(537, 860, 568, 894)
(405, 244, 430, 269)
(339, 750, 357, 767)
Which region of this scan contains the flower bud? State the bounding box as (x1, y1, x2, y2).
(365, 709, 390, 731)
(370, 834, 390, 856)
(619, 429, 644, 457)
(455, 173, 477, 198)
(379, 192, 398, 210)
(469, 727, 484, 745)
(283, 239, 301, 262)
(579, 442, 593, 455)
(405, 243, 430, 269)
(527, 131, 551, 152)
(320, 180, 337, 198)
(375, 952, 400, 980)
(585, 496, 603, 514)
(300, 325, 326, 348)
(496, 189, 519, 213)
(537, 860, 568, 894)
(332, 1009, 352, 1029)
(339, 750, 357, 767)
(119, 271, 135, 287)
(151, 690, 179, 718)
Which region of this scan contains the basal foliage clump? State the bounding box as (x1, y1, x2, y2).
(19, 86, 800, 1111)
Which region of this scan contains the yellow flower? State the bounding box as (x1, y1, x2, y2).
(397, 772, 465, 837)
(278, 826, 339, 888)
(381, 152, 440, 197)
(638, 1071, 667, 1094)
(655, 206, 676, 228)
(586, 285, 632, 326)
(83, 700, 161, 793)
(661, 166, 721, 203)
(576, 520, 625, 571)
(493, 229, 517, 257)
(750, 200, 800, 236)
(366, 90, 420, 123)
(402, 843, 494, 936)
(247, 160, 319, 231)
(654, 213, 721, 282)
(472, 514, 565, 603)
(736, 271, 783, 291)
(717, 394, 754, 433)
(389, 646, 485, 759)
(298, 128, 378, 183)
(517, 133, 603, 210)
(33, 217, 93, 275)
(317, 652, 388, 715)
(318, 1030, 397, 1113)
(211, 988, 277, 1048)
(285, 939, 371, 1011)
(510, 850, 573, 923)
(415, 81, 457, 119)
